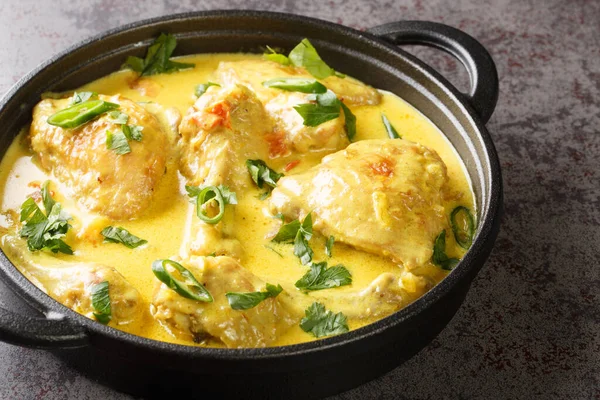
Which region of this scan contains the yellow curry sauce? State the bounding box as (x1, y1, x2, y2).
(0, 53, 474, 347)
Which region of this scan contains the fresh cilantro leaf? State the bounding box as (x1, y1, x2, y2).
(41, 181, 55, 215)
(263, 45, 290, 65)
(289, 39, 337, 79)
(106, 130, 131, 155)
(295, 261, 352, 291)
(216, 185, 238, 205)
(295, 90, 356, 140)
(195, 82, 221, 97)
(101, 226, 148, 249)
(91, 281, 111, 324)
(246, 159, 283, 198)
(19, 182, 72, 255)
(108, 110, 129, 125)
(293, 103, 340, 126)
(294, 213, 313, 265)
(340, 102, 356, 141)
(19, 197, 45, 224)
(432, 230, 459, 271)
(122, 33, 195, 77)
(122, 124, 143, 142)
(312, 90, 338, 106)
(272, 219, 301, 243)
(300, 302, 349, 338)
(271, 213, 314, 265)
(326, 235, 334, 257)
(71, 91, 98, 105)
(272, 213, 285, 221)
(226, 283, 283, 310)
(382, 113, 401, 139)
(294, 231, 313, 266)
(262, 78, 327, 94)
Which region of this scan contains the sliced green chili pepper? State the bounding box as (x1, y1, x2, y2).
(151, 259, 213, 302)
(262, 77, 327, 94)
(450, 206, 475, 249)
(432, 230, 460, 271)
(196, 185, 225, 224)
(47, 99, 119, 129)
(382, 113, 401, 139)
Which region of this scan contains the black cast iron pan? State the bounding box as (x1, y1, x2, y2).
(0, 10, 501, 399)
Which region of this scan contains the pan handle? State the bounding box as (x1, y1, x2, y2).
(0, 306, 88, 349)
(367, 21, 499, 124)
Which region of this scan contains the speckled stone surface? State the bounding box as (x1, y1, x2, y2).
(0, 0, 598, 399)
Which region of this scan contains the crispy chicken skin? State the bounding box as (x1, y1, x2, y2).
(151, 256, 298, 347)
(1, 234, 143, 324)
(30, 94, 168, 220)
(270, 139, 450, 268)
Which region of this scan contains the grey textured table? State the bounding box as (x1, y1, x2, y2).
(0, 0, 598, 399)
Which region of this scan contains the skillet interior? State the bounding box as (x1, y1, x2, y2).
(0, 10, 501, 399)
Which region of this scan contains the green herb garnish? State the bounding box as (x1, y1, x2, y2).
(246, 159, 283, 198)
(288, 39, 338, 80)
(101, 226, 147, 249)
(432, 230, 459, 271)
(226, 283, 283, 310)
(271, 213, 314, 265)
(295, 261, 352, 291)
(262, 77, 327, 94)
(47, 99, 119, 129)
(195, 82, 221, 97)
(300, 302, 349, 338)
(91, 281, 111, 324)
(382, 113, 401, 139)
(325, 235, 335, 257)
(71, 91, 98, 105)
(122, 33, 195, 77)
(294, 90, 356, 140)
(122, 124, 143, 141)
(450, 206, 475, 249)
(19, 181, 72, 254)
(263, 45, 291, 65)
(108, 110, 129, 124)
(185, 185, 237, 224)
(152, 259, 213, 302)
(340, 102, 356, 140)
(106, 130, 131, 155)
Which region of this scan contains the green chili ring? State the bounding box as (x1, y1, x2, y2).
(47, 99, 119, 129)
(450, 206, 475, 249)
(195, 186, 226, 224)
(432, 230, 460, 271)
(151, 259, 213, 302)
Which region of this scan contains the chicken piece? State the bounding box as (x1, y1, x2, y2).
(151, 256, 298, 347)
(178, 84, 273, 188)
(1, 233, 143, 325)
(180, 207, 244, 260)
(302, 272, 431, 319)
(30, 94, 168, 220)
(215, 60, 354, 156)
(179, 85, 273, 258)
(270, 139, 450, 268)
(215, 59, 381, 106)
(264, 92, 349, 154)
